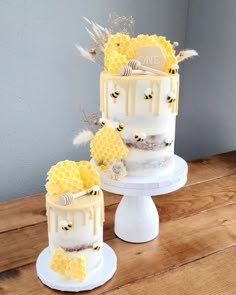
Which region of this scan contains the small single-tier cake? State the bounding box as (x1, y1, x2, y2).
(45, 160, 104, 281)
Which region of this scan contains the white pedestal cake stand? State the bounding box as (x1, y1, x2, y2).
(36, 243, 116, 292)
(101, 155, 188, 243)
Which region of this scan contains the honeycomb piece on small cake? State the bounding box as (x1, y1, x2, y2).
(46, 160, 84, 195)
(49, 248, 71, 276)
(76, 161, 100, 189)
(90, 127, 128, 169)
(65, 256, 87, 281)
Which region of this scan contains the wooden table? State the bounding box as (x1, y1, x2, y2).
(1, 151, 236, 295)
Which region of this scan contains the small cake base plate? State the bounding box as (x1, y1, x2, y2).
(36, 243, 117, 292)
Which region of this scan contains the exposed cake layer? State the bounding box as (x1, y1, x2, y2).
(100, 72, 179, 177)
(46, 191, 104, 272)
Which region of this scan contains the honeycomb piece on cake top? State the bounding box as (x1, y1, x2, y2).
(45, 160, 101, 195)
(90, 127, 129, 170)
(76, 161, 100, 189)
(103, 33, 177, 73)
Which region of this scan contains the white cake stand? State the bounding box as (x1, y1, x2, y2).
(101, 155, 188, 243)
(36, 243, 116, 292)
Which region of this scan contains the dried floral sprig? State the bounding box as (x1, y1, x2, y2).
(108, 13, 135, 36)
(75, 17, 111, 66)
(79, 105, 100, 132)
(83, 16, 110, 51)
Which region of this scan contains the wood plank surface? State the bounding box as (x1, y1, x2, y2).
(0, 151, 235, 235)
(1, 202, 236, 294)
(106, 246, 236, 295)
(0, 152, 235, 295)
(186, 151, 236, 185)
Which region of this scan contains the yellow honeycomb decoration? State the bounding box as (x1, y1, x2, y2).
(65, 257, 86, 281)
(45, 160, 100, 195)
(90, 127, 129, 170)
(104, 33, 178, 74)
(50, 248, 87, 280)
(50, 248, 71, 276)
(76, 161, 100, 189)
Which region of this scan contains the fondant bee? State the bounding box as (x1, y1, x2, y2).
(60, 220, 73, 231)
(134, 132, 146, 142)
(167, 92, 176, 104)
(144, 88, 153, 100)
(93, 243, 101, 251)
(116, 122, 124, 132)
(89, 185, 100, 196)
(110, 90, 120, 99)
(169, 64, 179, 74)
(165, 139, 174, 146)
(167, 97, 176, 103)
(99, 118, 106, 127)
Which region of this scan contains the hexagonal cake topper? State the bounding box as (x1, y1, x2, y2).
(135, 46, 165, 71)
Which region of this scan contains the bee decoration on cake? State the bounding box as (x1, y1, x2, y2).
(165, 138, 174, 146)
(99, 118, 106, 127)
(116, 121, 124, 132)
(59, 220, 73, 231)
(93, 243, 101, 251)
(144, 88, 153, 100)
(169, 64, 179, 74)
(134, 132, 147, 142)
(167, 92, 176, 104)
(110, 90, 120, 99)
(88, 185, 100, 196)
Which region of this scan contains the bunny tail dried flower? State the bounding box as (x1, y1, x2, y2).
(73, 130, 94, 146)
(177, 49, 198, 63)
(75, 45, 96, 63)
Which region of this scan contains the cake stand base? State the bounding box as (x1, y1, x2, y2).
(101, 155, 188, 243)
(36, 243, 117, 292)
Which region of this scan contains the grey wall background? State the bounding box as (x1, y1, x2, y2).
(0, 0, 235, 201)
(176, 0, 236, 159)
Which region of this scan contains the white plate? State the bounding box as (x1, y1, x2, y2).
(36, 243, 117, 292)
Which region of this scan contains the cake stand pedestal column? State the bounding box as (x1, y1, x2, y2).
(101, 155, 188, 243)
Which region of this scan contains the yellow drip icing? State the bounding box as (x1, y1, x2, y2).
(113, 83, 117, 104)
(124, 84, 129, 116)
(81, 209, 87, 226)
(46, 191, 104, 237)
(175, 79, 179, 114)
(156, 80, 162, 115)
(93, 206, 97, 235)
(46, 206, 51, 232)
(149, 81, 155, 113)
(131, 80, 136, 115)
(104, 80, 108, 118)
(100, 75, 104, 112)
(100, 72, 179, 117)
(54, 211, 59, 232)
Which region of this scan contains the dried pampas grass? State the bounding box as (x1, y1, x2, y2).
(73, 130, 94, 146)
(177, 49, 198, 63)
